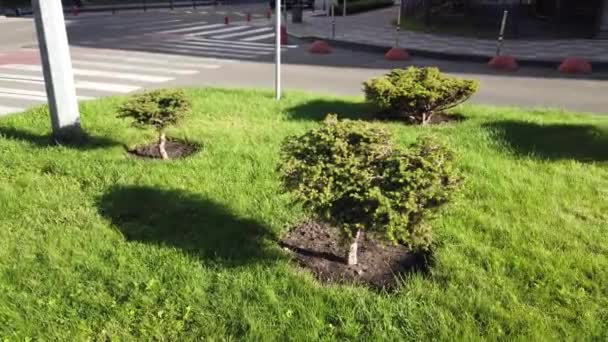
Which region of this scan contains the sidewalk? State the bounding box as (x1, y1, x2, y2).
(287, 6, 608, 66)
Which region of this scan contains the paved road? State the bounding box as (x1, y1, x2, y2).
(0, 5, 607, 116)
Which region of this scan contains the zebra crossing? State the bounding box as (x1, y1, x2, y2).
(0, 49, 224, 116)
(66, 15, 296, 61)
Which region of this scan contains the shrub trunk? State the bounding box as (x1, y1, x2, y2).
(347, 230, 362, 265)
(158, 131, 169, 160)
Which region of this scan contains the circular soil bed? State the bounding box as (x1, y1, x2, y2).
(128, 138, 200, 159)
(280, 221, 431, 290)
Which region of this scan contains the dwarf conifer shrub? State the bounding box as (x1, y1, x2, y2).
(279, 114, 461, 265)
(118, 89, 191, 160)
(364, 67, 478, 124)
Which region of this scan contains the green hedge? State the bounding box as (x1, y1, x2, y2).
(334, 0, 394, 15)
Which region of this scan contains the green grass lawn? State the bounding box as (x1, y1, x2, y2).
(1, 88, 607, 340)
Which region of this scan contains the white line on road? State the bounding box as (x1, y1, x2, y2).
(151, 41, 272, 56)
(212, 26, 273, 39)
(72, 60, 204, 74)
(71, 52, 226, 68)
(0, 73, 140, 93)
(0, 64, 174, 83)
(241, 32, 277, 42)
(159, 23, 223, 34)
(175, 39, 279, 52)
(186, 25, 251, 37)
(0, 87, 93, 101)
(140, 43, 259, 59)
(187, 36, 297, 48)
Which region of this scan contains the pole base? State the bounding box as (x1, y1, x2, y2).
(559, 57, 592, 74)
(385, 47, 409, 61)
(308, 40, 332, 54)
(488, 55, 518, 71)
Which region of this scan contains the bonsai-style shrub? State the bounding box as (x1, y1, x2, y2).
(279, 114, 461, 265)
(363, 67, 478, 124)
(118, 89, 191, 160)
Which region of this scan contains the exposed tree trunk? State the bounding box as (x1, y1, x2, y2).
(421, 112, 433, 125)
(347, 230, 362, 266)
(158, 131, 169, 160)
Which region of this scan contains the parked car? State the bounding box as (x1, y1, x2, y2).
(269, 0, 315, 10)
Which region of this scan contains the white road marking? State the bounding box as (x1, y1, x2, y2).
(140, 43, 259, 59)
(0, 73, 140, 93)
(0, 87, 93, 101)
(159, 23, 223, 34)
(72, 60, 202, 75)
(176, 39, 284, 53)
(71, 52, 224, 68)
(0, 64, 173, 83)
(241, 32, 277, 42)
(153, 41, 272, 55)
(212, 26, 273, 39)
(186, 25, 251, 37)
(187, 36, 289, 48)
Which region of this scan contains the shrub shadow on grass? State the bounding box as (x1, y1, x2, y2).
(98, 186, 280, 267)
(0, 126, 117, 150)
(286, 99, 373, 121)
(486, 120, 608, 162)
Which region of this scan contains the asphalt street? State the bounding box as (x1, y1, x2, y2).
(0, 4, 607, 116)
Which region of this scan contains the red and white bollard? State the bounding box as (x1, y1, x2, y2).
(246, 13, 251, 23)
(224, 16, 229, 25)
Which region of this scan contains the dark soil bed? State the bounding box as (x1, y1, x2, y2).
(128, 138, 200, 159)
(280, 220, 430, 290)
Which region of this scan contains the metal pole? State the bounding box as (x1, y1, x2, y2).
(170, 0, 174, 10)
(331, 2, 335, 38)
(496, 10, 508, 56)
(32, 0, 82, 142)
(275, 0, 281, 100)
(343, 0, 346, 16)
(112, 0, 116, 14)
(395, 2, 401, 47)
(192, 0, 196, 9)
(143, 0, 147, 12)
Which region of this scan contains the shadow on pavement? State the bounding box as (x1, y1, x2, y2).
(485, 120, 608, 162)
(98, 185, 281, 267)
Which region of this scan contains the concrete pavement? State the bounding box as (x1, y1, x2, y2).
(0, 6, 607, 116)
(287, 6, 608, 66)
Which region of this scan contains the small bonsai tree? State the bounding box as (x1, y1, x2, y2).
(279, 115, 461, 265)
(364, 67, 478, 124)
(117, 89, 191, 160)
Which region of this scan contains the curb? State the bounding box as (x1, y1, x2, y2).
(291, 34, 608, 71)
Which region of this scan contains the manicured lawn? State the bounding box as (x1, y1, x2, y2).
(0, 88, 607, 340)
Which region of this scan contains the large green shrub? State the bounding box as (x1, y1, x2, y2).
(364, 67, 478, 124)
(117, 89, 191, 159)
(279, 114, 461, 265)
